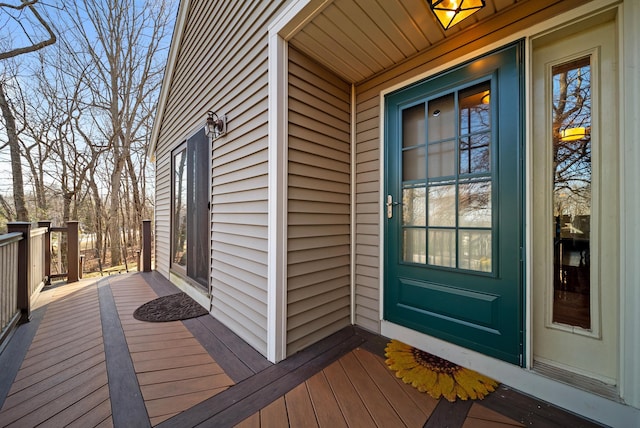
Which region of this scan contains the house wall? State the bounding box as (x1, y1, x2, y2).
(352, 0, 590, 333)
(154, 0, 290, 355)
(286, 47, 352, 356)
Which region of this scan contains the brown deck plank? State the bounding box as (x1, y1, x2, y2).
(323, 358, 377, 427)
(339, 351, 407, 427)
(133, 353, 215, 373)
(145, 388, 225, 418)
(19, 333, 103, 370)
(2, 364, 107, 427)
(95, 414, 115, 428)
(66, 399, 111, 428)
(260, 396, 288, 428)
(120, 321, 189, 337)
(131, 344, 207, 362)
(151, 412, 180, 426)
(307, 371, 348, 428)
(234, 412, 260, 428)
(66, 398, 112, 428)
(140, 373, 233, 401)
(37, 383, 110, 428)
(10, 343, 105, 388)
(3, 350, 105, 406)
(285, 383, 319, 428)
(127, 338, 202, 353)
(353, 348, 434, 426)
(31, 308, 101, 336)
(137, 363, 225, 386)
(125, 329, 193, 342)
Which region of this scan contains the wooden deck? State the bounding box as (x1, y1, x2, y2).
(0, 272, 603, 427)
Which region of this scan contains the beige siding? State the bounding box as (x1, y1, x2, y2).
(287, 47, 351, 356)
(352, 0, 586, 332)
(154, 0, 287, 356)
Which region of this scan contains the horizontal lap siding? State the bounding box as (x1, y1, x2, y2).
(352, 0, 585, 333)
(154, 0, 286, 356)
(287, 47, 351, 356)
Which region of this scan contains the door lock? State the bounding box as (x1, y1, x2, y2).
(386, 194, 400, 219)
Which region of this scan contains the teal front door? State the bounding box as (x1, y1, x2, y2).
(384, 42, 524, 365)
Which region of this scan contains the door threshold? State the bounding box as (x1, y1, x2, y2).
(533, 360, 620, 402)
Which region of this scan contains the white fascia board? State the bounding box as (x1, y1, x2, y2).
(147, 0, 191, 162)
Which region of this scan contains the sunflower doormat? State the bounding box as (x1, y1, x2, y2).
(385, 340, 498, 401)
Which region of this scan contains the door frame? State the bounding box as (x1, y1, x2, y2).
(382, 42, 525, 365)
(378, 1, 640, 423)
(169, 126, 212, 309)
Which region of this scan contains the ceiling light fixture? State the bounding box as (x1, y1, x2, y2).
(429, 0, 486, 31)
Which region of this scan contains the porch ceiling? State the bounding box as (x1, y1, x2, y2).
(288, 0, 522, 84)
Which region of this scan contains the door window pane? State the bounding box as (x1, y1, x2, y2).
(403, 146, 426, 181)
(428, 184, 455, 227)
(403, 104, 425, 148)
(403, 186, 426, 226)
(552, 56, 591, 329)
(428, 94, 455, 142)
(459, 181, 492, 228)
(403, 229, 426, 263)
(460, 82, 491, 134)
(428, 229, 456, 268)
(458, 230, 492, 272)
(428, 141, 456, 178)
(460, 134, 491, 174)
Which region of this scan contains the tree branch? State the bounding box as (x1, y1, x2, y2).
(0, 0, 56, 60)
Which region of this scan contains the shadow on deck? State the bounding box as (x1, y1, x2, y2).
(0, 272, 602, 427)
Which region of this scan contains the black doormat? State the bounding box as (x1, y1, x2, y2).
(133, 292, 208, 322)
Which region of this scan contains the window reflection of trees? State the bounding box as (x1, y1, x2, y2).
(553, 58, 592, 223)
(173, 149, 187, 266)
(552, 57, 591, 329)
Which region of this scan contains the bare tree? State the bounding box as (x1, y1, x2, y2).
(60, 0, 172, 265)
(0, 79, 28, 220)
(0, 0, 56, 60)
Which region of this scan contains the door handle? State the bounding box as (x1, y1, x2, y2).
(387, 194, 400, 219)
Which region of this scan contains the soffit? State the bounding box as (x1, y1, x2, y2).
(288, 0, 522, 84)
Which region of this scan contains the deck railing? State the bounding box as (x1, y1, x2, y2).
(0, 220, 153, 350)
(0, 232, 22, 350)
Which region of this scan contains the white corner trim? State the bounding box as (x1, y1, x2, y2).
(148, 0, 191, 162)
(350, 83, 356, 325)
(267, 31, 288, 364)
(620, 0, 640, 409)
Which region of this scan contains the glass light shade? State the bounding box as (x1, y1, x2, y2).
(560, 127, 588, 141)
(429, 0, 486, 30)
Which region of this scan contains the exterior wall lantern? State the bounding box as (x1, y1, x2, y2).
(206, 111, 226, 139)
(560, 127, 589, 142)
(429, 0, 486, 30)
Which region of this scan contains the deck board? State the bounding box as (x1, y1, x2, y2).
(307, 372, 349, 428)
(0, 272, 609, 428)
(284, 383, 319, 427)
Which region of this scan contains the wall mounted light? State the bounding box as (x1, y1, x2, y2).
(206, 111, 226, 139)
(560, 127, 589, 142)
(429, 0, 486, 31)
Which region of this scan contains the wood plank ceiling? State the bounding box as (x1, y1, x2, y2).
(288, 0, 523, 84)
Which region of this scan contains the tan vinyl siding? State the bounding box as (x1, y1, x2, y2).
(352, 0, 588, 333)
(287, 47, 351, 356)
(153, 0, 287, 356)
